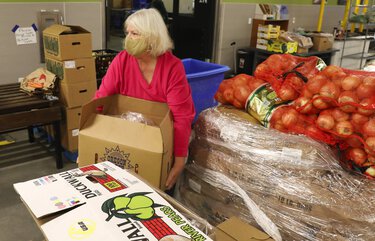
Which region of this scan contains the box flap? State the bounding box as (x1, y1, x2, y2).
(43, 24, 89, 36)
(81, 95, 170, 129)
(216, 217, 273, 241)
(80, 114, 163, 153)
(158, 110, 174, 190)
(43, 24, 72, 36)
(109, 95, 170, 122)
(40, 178, 213, 241)
(13, 162, 140, 218)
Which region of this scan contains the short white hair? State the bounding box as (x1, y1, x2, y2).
(124, 8, 173, 56)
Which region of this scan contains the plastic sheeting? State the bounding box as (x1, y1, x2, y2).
(177, 106, 375, 241)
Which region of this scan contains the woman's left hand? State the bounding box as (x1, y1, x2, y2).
(165, 156, 185, 190)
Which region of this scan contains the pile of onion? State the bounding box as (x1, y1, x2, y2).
(254, 54, 321, 101)
(293, 65, 375, 169)
(214, 74, 266, 109)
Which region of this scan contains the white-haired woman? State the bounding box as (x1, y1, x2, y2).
(95, 8, 195, 191)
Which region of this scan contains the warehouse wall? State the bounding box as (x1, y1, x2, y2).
(215, 3, 346, 71)
(222, 0, 339, 5)
(0, 1, 104, 85)
(0, 0, 346, 84)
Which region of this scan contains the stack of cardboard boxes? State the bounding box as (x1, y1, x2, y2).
(256, 24, 280, 50)
(43, 24, 97, 152)
(311, 33, 334, 52)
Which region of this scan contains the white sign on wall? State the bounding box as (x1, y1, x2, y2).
(15, 27, 37, 45)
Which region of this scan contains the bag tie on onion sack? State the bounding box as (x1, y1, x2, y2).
(254, 54, 326, 101)
(279, 62, 309, 83)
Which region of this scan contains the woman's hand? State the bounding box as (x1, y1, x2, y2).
(165, 156, 185, 190)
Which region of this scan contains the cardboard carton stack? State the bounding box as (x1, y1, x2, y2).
(311, 33, 334, 52)
(177, 106, 375, 240)
(256, 24, 280, 50)
(43, 24, 97, 152)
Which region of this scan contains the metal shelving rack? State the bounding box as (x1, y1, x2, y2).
(340, 1, 375, 69)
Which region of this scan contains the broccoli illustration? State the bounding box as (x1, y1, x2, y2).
(102, 192, 163, 221)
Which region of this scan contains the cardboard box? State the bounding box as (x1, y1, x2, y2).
(61, 126, 79, 152)
(63, 106, 82, 130)
(258, 24, 280, 34)
(267, 40, 298, 53)
(14, 161, 213, 241)
(257, 31, 279, 39)
(112, 0, 123, 8)
(61, 107, 81, 151)
(215, 217, 274, 241)
(256, 38, 269, 45)
(59, 80, 97, 108)
(311, 34, 334, 52)
(43, 24, 92, 61)
(297, 46, 309, 54)
(14, 162, 139, 218)
(256, 43, 268, 50)
(45, 57, 96, 84)
(78, 95, 173, 190)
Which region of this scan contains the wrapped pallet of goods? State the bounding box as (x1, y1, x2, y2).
(214, 54, 375, 177)
(176, 106, 375, 241)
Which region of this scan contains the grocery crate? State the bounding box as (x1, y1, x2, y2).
(92, 49, 119, 80)
(182, 58, 230, 122)
(258, 24, 281, 33)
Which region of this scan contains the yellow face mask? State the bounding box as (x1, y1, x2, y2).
(124, 36, 149, 57)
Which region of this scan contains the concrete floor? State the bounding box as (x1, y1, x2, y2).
(0, 130, 77, 241)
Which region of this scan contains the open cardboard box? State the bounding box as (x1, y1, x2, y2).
(14, 162, 213, 241)
(15, 161, 274, 241)
(43, 24, 92, 61)
(14, 162, 139, 219)
(78, 95, 174, 190)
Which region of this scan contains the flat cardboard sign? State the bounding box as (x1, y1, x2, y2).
(41, 182, 212, 241)
(13, 162, 142, 218)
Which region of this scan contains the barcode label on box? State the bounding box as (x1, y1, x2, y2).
(64, 61, 76, 69)
(72, 129, 79, 136)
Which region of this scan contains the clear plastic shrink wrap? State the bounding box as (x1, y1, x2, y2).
(177, 106, 375, 241)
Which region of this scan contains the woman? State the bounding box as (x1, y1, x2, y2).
(95, 8, 195, 190)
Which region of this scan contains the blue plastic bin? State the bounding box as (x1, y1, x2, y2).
(182, 58, 230, 122)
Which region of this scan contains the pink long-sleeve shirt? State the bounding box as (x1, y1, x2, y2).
(95, 50, 195, 157)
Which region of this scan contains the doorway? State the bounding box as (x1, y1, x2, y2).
(105, 0, 218, 61)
